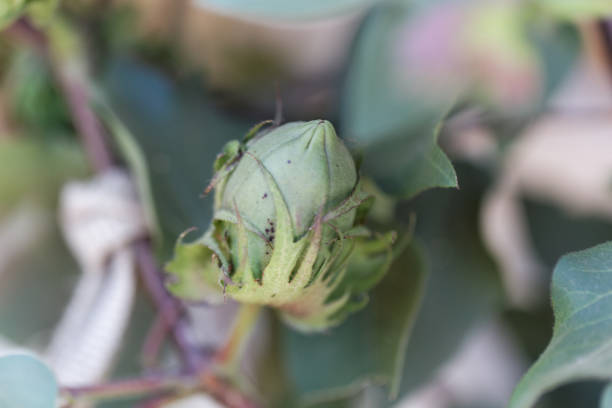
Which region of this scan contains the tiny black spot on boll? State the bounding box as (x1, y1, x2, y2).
(262, 193, 268, 199)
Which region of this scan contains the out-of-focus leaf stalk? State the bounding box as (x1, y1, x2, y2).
(213, 304, 262, 372)
(599, 19, 612, 76)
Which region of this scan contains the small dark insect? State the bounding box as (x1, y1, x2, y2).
(287, 160, 291, 164)
(262, 193, 268, 199)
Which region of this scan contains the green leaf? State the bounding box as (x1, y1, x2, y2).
(383, 143, 457, 199)
(0, 353, 57, 408)
(509, 241, 612, 408)
(529, 22, 580, 103)
(193, 0, 379, 20)
(341, 4, 456, 198)
(281, 240, 426, 406)
(534, 0, 612, 20)
(0, 139, 88, 212)
(95, 102, 161, 245)
(522, 198, 612, 270)
(102, 59, 251, 259)
(601, 383, 612, 408)
(393, 162, 503, 400)
(7, 50, 73, 137)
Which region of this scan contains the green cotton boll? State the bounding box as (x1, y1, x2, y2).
(216, 121, 358, 279)
(167, 120, 396, 332)
(220, 121, 357, 238)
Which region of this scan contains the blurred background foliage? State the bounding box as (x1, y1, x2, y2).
(1, 0, 612, 407)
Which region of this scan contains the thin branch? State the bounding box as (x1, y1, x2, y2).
(134, 240, 203, 372)
(213, 304, 261, 370)
(62, 371, 259, 408)
(274, 82, 283, 126)
(62, 375, 193, 402)
(141, 314, 170, 368)
(54, 68, 113, 172)
(6, 19, 113, 171)
(200, 372, 260, 408)
(136, 392, 180, 408)
(599, 20, 612, 81)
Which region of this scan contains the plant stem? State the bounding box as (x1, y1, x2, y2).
(6, 20, 112, 172)
(134, 240, 202, 372)
(141, 314, 170, 368)
(214, 304, 262, 371)
(62, 370, 259, 408)
(599, 20, 612, 80)
(63, 375, 193, 402)
(54, 64, 113, 172)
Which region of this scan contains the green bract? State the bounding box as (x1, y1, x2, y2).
(167, 120, 396, 332)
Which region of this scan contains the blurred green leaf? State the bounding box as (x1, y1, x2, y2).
(529, 22, 580, 103)
(341, 4, 456, 197)
(522, 198, 612, 270)
(102, 59, 251, 258)
(0, 353, 57, 408)
(0, 139, 88, 212)
(393, 162, 503, 400)
(96, 103, 161, 247)
(601, 383, 612, 408)
(509, 241, 612, 408)
(193, 0, 379, 20)
(534, 0, 612, 20)
(7, 50, 73, 138)
(281, 241, 426, 406)
(382, 142, 457, 199)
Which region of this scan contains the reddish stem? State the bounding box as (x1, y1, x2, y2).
(55, 70, 113, 172)
(6, 19, 112, 171)
(141, 314, 170, 368)
(599, 20, 612, 81)
(134, 240, 203, 372)
(63, 375, 191, 401)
